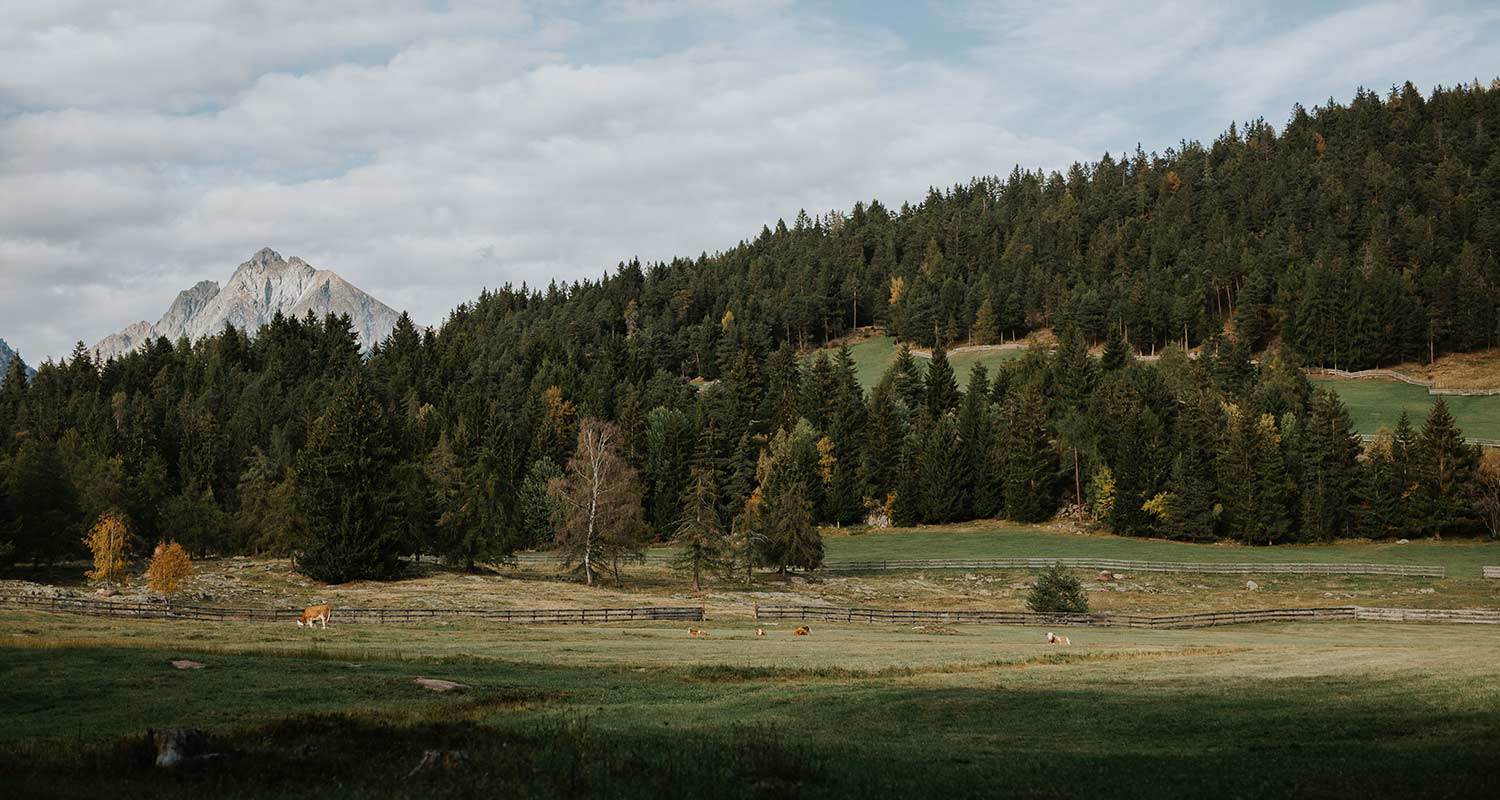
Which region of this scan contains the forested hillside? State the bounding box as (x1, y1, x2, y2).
(2, 82, 1497, 577)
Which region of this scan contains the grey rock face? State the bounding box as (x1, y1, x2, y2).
(92, 248, 401, 361)
(0, 337, 36, 380)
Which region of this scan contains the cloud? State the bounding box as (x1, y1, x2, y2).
(1, 1, 1497, 362)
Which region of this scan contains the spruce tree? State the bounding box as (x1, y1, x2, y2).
(860, 376, 906, 503)
(891, 344, 926, 412)
(674, 467, 727, 592)
(925, 342, 960, 418)
(1298, 390, 1362, 540)
(957, 365, 999, 518)
(918, 413, 964, 523)
(1414, 398, 1482, 536)
(999, 382, 1057, 522)
(293, 375, 406, 582)
(1101, 325, 1130, 371)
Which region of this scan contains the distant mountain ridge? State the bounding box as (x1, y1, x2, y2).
(92, 248, 402, 361)
(0, 337, 34, 380)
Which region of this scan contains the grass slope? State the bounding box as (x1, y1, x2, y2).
(820, 336, 1023, 390)
(1310, 378, 1500, 440)
(3, 615, 1499, 797)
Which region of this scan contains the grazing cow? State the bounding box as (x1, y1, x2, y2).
(297, 604, 332, 629)
(794, 626, 811, 636)
(689, 628, 711, 636)
(755, 628, 765, 636)
(1045, 631, 1070, 645)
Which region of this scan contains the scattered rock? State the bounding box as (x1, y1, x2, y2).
(409, 749, 468, 776)
(1096, 571, 1114, 581)
(170, 660, 206, 670)
(1245, 580, 1259, 591)
(1113, 573, 1129, 580)
(1396, 538, 1409, 544)
(1419, 587, 1435, 594)
(414, 677, 468, 693)
(94, 585, 118, 598)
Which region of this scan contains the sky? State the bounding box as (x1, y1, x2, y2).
(2, 1, 1499, 363)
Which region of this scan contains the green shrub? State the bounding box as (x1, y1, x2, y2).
(1026, 563, 1089, 613)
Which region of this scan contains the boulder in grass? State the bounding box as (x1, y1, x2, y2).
(171, 660, 206, 670)
(409, 749, 468, 776)
(1245, 580, 1259, 591)
(414, 677, 468, 693)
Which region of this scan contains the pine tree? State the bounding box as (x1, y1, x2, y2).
(1162, 396, 1221, 541)
(1109, 408, 1169, 537)
(1217, 406, 1291, 545)
(1413, 398, 1481, 536)
(972, 298, 999, 345)
(890, 344, 925, 412)
(860, 376, 906, 501)
(1101, 325, 1130, 371)
(517, 457, 562, 548)
(765, 342, 802, 434)
(1026, 563, 1089, 613)
(1298, 389, 1363, 540)
(999, 382, 1057, 522)
(673, 467, 727, 592)
(925, 342, 960, 418)
(293, 375, 406, 582)
(918, 413, 964, 523)
(956, 365, 998, 518)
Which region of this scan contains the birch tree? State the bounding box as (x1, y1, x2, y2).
(549, 419, 645, 586)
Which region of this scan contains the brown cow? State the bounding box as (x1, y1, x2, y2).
(297, 604, 332, 629)
(1045, 631, 1070, 645)
(794, 626, 811, 636)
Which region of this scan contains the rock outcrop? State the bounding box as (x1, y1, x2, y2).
(93, 248, 401, 361)
(0, 338, 34, 380)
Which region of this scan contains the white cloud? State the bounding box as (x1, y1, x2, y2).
(1, 1, 1497, 362)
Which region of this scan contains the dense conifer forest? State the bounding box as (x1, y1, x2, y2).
(2, 82, 1497, 579)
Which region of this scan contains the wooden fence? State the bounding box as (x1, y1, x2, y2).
(1483, 566, 1500, 580)
(814, 558, 1444, 577)
(0, 594, 704, 624)
(756, 604, 1500, 629)
(513, 554, 1444, 578)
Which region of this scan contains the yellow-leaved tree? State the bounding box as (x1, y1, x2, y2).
(147, 541, 194, 597)
(83, 511, 132, 585)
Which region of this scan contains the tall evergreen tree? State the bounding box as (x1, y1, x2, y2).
(1414, 398, 1482, 536)
(1298, 390, 1363, 540)
(925, 342, 960, 418)
(293, 375, 406, 582)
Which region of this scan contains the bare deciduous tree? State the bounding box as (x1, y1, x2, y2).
(548, 419, 645, 585)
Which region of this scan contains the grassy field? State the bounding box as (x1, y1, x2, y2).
(1310, 378, 1500, 440)
(818, 335, 1024, 390)
(3, 611, 1500, 797)
(826, 337, 1500, 440)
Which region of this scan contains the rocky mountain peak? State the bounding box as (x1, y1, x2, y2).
(92, 249, 402, 361)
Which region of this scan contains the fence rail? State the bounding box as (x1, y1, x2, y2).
(755, 604, 1500, 629)
(512, 554, 1445, 577)
(1484, 566, 1500, 580)
(1307, 367, 1500, 397)
(0, 594, 703, 624)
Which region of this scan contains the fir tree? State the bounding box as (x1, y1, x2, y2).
(293, 375, 406, 582)
(999, 382, 1057, 522)
(925, 342, 960, 418)
(673, 467, 727, 592)
(1298, 389, 1362, 540)
(1414, 398, 1482, 536)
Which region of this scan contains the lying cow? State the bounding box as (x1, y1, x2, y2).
(297, 604, 332, 629)
(689, 628, 711, 636)
(1045, 631, 1070, 646)
(794, 626, 811, 636)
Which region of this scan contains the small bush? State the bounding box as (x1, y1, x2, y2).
(147, 541, 194, 596)
(1026, 563, 1089, 613)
